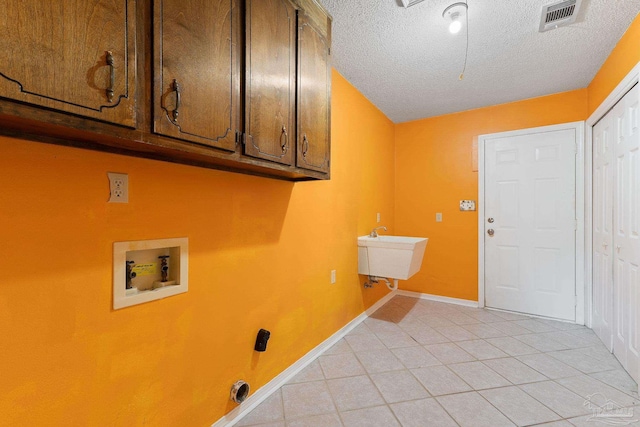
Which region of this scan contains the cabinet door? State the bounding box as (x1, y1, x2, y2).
(296, 12, 331, 173)
(0, 0, 136, 127)
(244, 0, 297, 165)
(153, 0, 240, 151)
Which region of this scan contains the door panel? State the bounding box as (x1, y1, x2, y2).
(534, 248, 561, 293)
(0, 0, 136, 126)
(611, 84, 640, 381)
(485, 128, 576, 320)
(153, 0, 239, 151)
(497, 181, 519, 227)
(296, 12, 330, 173)
(496, 246, 519, 289)
(592, 113, 614, 349)
(244, 0, 297, 165)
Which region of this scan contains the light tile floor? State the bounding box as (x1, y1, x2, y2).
(235, 296, 640, 427)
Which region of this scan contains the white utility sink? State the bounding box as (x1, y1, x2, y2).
(358, 235, 428, 280)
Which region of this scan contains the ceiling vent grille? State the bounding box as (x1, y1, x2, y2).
(539, 0, 582, 32)
(401, 0, 426, 8)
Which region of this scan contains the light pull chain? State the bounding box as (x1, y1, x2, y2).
(459, 0, 469, 80)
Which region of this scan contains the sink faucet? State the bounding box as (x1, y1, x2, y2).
(370, 226, 387, 237)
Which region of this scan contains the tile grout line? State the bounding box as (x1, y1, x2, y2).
(238, 294, 637, 427)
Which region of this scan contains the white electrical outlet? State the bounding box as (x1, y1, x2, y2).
(108, 172, 129, 203)
(460, 200, 476, 211)
(330, 270, 336, 284)
(376, 213, 381, 223)
(436, 213, 443, 222)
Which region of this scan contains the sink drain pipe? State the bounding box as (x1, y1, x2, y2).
(365, 276, 399, 291)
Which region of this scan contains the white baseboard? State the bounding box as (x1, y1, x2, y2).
(395, 290, 479, 308)
(485, 306, 580, 324)
(212, 291, 396, 427)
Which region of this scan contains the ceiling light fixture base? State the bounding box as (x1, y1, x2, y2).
(443, 2, 468, 34)
(442, 2, 468, 18)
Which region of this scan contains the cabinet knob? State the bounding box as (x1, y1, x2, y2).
(487, 229, 494, 236)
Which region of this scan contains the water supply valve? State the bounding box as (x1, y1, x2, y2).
(125, 260, 136, 289)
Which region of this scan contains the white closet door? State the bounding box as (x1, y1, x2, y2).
(612, 83, 640, 381)
(592, 109, 614, 350)
(592, 82, 640, 383)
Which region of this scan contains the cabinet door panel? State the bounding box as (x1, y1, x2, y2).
(244, 0, 297, 165)
(153, 0, 239, 151)
(296, 13, 330, 173)
(0, 0, 136, 127)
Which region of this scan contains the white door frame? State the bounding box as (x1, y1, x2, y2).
(478, 121, 586, 324)
(584, 61, 640, 329)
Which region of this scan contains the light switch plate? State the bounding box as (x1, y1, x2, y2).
(460, 200, 476, 211)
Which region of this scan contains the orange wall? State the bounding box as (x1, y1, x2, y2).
(393, 12, 640, 302)
(394, 90, 587, 300)
(2, 12, 639, 425)
(588, 13, 640, 115)
(0, 70, 395, 426)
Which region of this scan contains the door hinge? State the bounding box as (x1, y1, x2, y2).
(235, 130, 241, 146)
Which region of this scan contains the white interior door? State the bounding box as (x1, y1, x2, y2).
(484, 128, 577, 321)
(592, 108, 614, 350)
(612, 83, 640, 380)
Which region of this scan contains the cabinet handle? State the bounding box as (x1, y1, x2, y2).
(281, 125, 288, 154)
(172, 79, 181, 122)
(106, 51, 115, 103)
(302, 134, 309, 158)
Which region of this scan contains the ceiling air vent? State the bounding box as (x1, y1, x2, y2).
(401, 0, 426, 8)
(539, 0, 582, 32)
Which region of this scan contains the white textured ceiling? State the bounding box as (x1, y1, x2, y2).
(318, 0, 640, 123)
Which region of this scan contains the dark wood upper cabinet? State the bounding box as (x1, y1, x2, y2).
(0, 0, 332, 181)
(0, 0, 137, 127)
(153, 0, 240, 151)
(296, 10, 331, 173)
(244, 0, 297, 166)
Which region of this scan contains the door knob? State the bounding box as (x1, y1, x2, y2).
(488, 218, 494, 223)
(487, 229, 494, 236)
